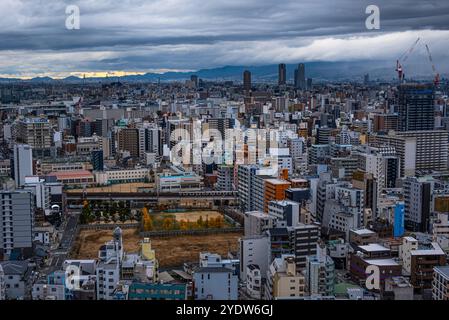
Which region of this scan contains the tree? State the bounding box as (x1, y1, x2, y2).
(103, 211, 111, 223)
(94, 210, 101, 223)
(162, 217, 175, 230)
(179, 219, 188, 230)
(197, 216, 204, 228)
(142, 207, 153, 231)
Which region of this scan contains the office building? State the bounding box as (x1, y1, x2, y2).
(278, 63, 286, 86)
(397, 84, 434, 132)
(243, 70, 251, 92)
(294, 63, 306, 90)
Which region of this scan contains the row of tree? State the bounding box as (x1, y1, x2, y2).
(80, 200, 141, 224)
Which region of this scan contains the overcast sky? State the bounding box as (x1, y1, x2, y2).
(0, 0, 448, 78)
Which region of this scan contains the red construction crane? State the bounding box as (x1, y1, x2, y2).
(425, 43, 440, 86)
(396, 37, 420, 82)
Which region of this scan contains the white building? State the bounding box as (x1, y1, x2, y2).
(193, 267, 238, 300)
(13, 144, 33, 187)
(96, 227, 124, 300)
(244, 211, 275, 237)
(246, 264, 262, 299)
(305, 245, 335, 296)
(239, 235, 270, 282)
(0, 190, 34, 258)
(23, 176, 51, 212)
(95, 168, 150, 185)
(268, 200, 300, 227)
(433, 212, 449, 241)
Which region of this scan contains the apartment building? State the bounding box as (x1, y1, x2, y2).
(0, 190, 34, 259)
(432, 266, 449, 300)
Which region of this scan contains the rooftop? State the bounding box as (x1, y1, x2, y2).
(351, 228, 376, 236)
(358, 243, 390, 252)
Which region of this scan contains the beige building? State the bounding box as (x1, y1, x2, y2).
(265, 255, 305, 300)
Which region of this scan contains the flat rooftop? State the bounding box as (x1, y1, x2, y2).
(351, 228, 376, 236)
(358, 243, 390, 252)
(365, 258, 399, 267)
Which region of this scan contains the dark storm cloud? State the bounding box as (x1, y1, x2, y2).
(0, 0, 448, 77)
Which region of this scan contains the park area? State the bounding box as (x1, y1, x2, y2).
(71, 228, 242, 267)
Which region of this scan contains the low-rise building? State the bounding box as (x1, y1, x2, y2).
(246, 264, 262, 299)
(265, 255, 305, 300)
(193, 267, 238, 300)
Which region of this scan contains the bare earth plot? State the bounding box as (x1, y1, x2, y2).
(71, 228, 242, 267)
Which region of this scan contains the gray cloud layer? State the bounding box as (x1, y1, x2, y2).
(0, 0, 448, 77)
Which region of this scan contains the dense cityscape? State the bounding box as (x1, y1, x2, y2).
(0, 61, 448, 301)
(1, 1, 449, 309)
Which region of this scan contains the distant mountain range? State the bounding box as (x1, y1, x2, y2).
(0, 61, 439, 84)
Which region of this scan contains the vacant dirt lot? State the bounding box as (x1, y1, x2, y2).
(71, 228, 242, 267)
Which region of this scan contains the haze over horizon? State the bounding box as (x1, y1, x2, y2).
(1, 0, 449, 79)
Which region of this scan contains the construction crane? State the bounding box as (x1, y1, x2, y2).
(425, 43, 440, 86)
(396, 37, 420, 82)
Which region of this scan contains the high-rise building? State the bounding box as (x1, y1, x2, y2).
(294, 223, 320, 270)
(369, 130, 449, 177)
(143, 127, 163, 156)
(243, 70, 251, 92)
(238, 165, 260, 212)
(404, 176, 434, 232)
(294, 63, 306, 90)
(190, 75, 199, 87)
(14, 118, 53, 157)
(397, 84, 434, 132)
(13, 144, 33, 187)
(278, 64, 286, 85)
(216, 165, 234, 191)
(117, 128, 140, 158)
(364, 73, 370, 85)
(0, 190, 34, 259)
